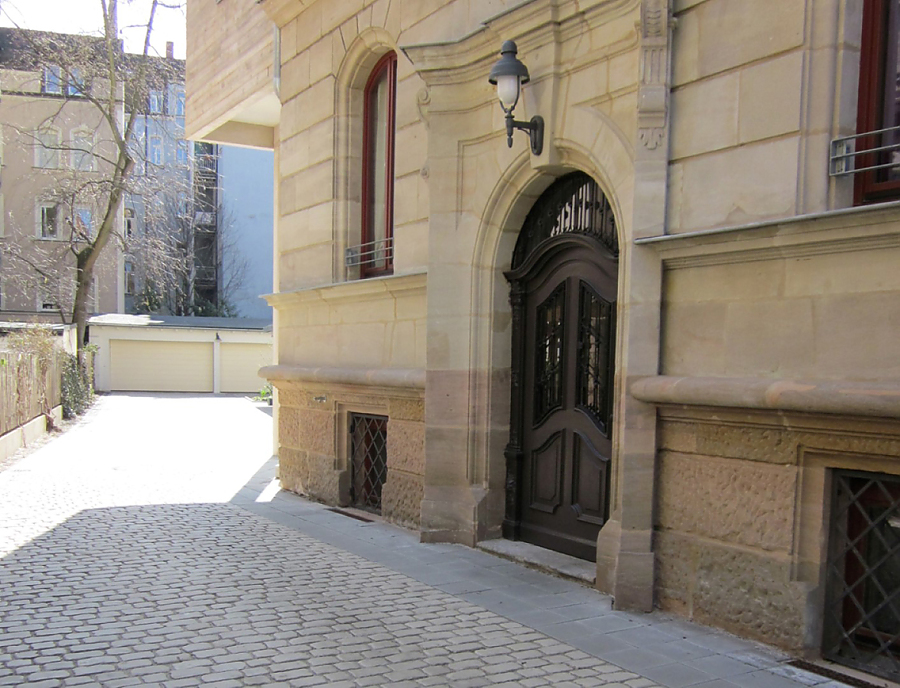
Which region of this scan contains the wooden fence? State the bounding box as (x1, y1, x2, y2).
(0, 352, 62, 437)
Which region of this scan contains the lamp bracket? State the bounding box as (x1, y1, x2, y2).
(505, 112, 544, 156)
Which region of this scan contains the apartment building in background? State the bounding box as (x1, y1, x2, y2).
(0, 27, 122, 321)
(186, 0, 900, 681)
(0, 28, 274, 324)
(124, 43, 274, 320)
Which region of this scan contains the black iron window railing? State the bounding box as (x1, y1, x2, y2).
(344, 237, 393, 273)
(349, 413, 388, 513)
(824, 470, 900, 680)
(829, 126, 900, 177)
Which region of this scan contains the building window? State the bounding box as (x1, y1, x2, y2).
(38, 204, 58, 239)
(856, 0, 900, 203)
(124, 207, 135, 238)
(360, 52, 397, 278)
(349, 413, 388, 513)
(175, 90, 185, 117)
(149, 90, 163, 114)
(43, 65, 62, 94)
(74, 207, 92, 239)
(38, 280, 60, 312)
(149, 136, 162, 165)
(124, 259, 135, 296)
(131, 121, 146, 176)
(824, 470, 900, 679)
(67, 68, 85, 97)
(177, 192, 189, 218)
(70, 129, 94, 171)
(40, 297, 60, 313)
(35, 127, 61, 168)
(176, 139, 188, 165)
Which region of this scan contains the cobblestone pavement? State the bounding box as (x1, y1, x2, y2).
(0, 394, 849, 687)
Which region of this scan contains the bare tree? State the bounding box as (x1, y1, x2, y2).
(0, 0, 170, 360)
(124, 145, 250, 317)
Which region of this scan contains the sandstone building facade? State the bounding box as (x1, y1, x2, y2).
(186, 0, 900, 678)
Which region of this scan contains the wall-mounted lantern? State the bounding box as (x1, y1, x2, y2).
(488, 40, 544, 155)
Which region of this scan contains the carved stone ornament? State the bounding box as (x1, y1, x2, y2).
(637, 0, 671, 151)
(639, 127, 665, 150)
(642, 0, 665, 38)
(416, 87, 431, 127)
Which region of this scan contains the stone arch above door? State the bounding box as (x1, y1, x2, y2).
(463, 141, 630, 504)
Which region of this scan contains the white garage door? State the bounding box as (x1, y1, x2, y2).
(220, 343, 272, 393)
(110, 340, 214, 392)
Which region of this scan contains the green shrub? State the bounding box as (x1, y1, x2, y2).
(60, 349, 95, 419)
(254, 383, 273, 404)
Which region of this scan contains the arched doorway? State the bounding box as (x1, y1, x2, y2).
(503, 171, 619, 561)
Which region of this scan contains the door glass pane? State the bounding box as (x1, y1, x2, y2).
(533, 283, 565, 423)
(577, 282, 613, 434)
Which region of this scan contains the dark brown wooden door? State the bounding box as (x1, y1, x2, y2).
(503, 171, 619, 562)
(516, 242, 616, 560)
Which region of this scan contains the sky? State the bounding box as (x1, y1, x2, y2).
(0, 0, 187, 59)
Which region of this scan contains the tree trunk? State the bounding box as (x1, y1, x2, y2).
(73, 254, 93, 364)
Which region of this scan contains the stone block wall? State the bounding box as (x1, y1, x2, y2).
(185, 0, 274, 140)
(277, 384, 424, 528)
(660, 214, 900, 383)
(654, 405, 900, 652)
(668, 0, 861, 230)
(654, 409, 807, 649)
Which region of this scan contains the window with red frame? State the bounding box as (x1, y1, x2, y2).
(361, 52, 396, 277)
(856, 0, 900, 203)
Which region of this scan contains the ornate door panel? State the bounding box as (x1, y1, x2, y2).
(504, 172, 618, 561)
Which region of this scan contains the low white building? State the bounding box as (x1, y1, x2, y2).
(89, 314, 272, 394)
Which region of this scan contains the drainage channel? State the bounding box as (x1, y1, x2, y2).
(787, 659, 895, 688)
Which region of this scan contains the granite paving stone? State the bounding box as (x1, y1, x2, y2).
(0, 394, 851, 687)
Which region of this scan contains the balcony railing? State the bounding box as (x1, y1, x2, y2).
(194, 266, 217, 285)
(344, 237, 393, 270)
(830, 125, 900, 176)
(193, 211, 216, 226)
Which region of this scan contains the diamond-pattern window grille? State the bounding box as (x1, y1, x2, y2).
(824, 470, 900, 680)
(349, 413, 388, 513)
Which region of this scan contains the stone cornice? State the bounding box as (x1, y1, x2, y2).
(401, 0, 637, 89)
(261, 365, 426, 390)
(264, 271, 427, 308)
(632, 375, 900, 420)
(635, 201, 900, 268)
(259, 0, 313, 27)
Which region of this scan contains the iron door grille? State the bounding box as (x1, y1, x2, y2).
(349, 413, 388, 513)
(824, 470, 900, 680)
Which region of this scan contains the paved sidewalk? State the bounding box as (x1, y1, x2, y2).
(0, 394, 849, 687)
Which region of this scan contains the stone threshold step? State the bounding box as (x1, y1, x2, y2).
(476, 538, 596, 585)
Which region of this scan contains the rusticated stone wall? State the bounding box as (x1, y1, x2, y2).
(276, 384, 424, 528)
(654, 406, 900, 651)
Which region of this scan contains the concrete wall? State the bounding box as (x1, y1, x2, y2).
(218, 145, 275, 321)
